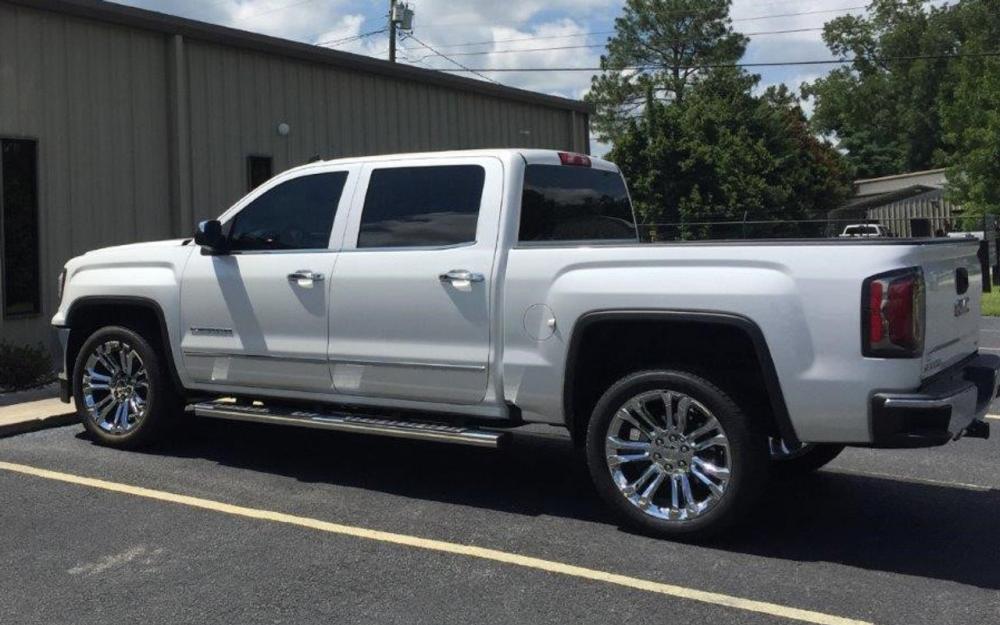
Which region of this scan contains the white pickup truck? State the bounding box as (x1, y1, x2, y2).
(52, 149, 998, 538)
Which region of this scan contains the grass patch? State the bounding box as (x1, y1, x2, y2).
(983, 290, 1000, 317)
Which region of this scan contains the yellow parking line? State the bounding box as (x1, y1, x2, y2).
(0, 460, 869, 625)
(985, 414, 1000, 421)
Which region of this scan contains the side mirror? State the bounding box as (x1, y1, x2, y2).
(194, 220, 228, 254)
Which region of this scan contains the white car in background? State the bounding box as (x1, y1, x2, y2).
(840, 224, 892, 237)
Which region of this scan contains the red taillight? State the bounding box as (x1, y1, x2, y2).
(886, 277, 915, 345)
(868, 280, 884, 343)
(863, 269, 924, 358)
(558, 152, 591, 167)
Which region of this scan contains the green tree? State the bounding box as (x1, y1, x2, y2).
(586, 0, 747, 144)
(939, 1, 1000, 219)
(610, 70, 852, 238)
(803, 0, 965, 178)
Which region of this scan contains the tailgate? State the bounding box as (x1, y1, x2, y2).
(915, 241, 982, 378)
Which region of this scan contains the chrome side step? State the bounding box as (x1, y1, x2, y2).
(192, 401, 506, 448)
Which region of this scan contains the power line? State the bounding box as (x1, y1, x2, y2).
(433, 51, 1000, 73)
(407, 27, 826, 62)
(401, 33, 502, 85)
(413, 3, 869, 32)
(316, 28, 387, 48)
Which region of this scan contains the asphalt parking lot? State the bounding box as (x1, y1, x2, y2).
(3, 332, 1000, 625)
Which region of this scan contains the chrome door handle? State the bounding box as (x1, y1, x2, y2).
(287, 270, 325, 283)
(439, 269, 484, 284)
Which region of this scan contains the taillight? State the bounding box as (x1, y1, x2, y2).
(558, 152, 591, 167)
(862, 268, 924, 358)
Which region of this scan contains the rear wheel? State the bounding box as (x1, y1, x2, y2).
(73, 325, 180, 449)
(769, 439, 844, 477)
(585, 370, 769, 539)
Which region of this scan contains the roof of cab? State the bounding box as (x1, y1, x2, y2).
(284, 148, 620, 175)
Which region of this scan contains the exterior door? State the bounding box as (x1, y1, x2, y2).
(180, 168, 355, 392)
(328, 157, 502, 405)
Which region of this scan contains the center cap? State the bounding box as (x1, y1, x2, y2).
(651, 437, 693, 471)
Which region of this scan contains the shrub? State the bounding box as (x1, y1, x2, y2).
(0, 340, 55, 392)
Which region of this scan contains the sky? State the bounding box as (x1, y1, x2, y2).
(110, 0, 943, 155)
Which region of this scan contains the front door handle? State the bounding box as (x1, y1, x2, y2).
(288, 270, 325, 283)
(439, 269, 484, 284)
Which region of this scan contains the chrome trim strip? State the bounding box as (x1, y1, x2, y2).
(182, 351, 486, 371)
(182, 351, 328, 364)
(332, 358, 487, 372)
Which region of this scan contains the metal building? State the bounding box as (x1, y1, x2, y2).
(0, 0, 591, 346)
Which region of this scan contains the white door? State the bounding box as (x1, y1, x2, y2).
(328, 157, 502, 405)
(180, 168, 356, 392)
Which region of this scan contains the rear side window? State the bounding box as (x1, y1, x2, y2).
(228, 172, 348, 251)
(519, 165, 637, 242)
(358, 165, 485, 248)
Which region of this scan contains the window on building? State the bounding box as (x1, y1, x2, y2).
(357, 165, 485, 248)
(246, 155, 273, 191)
(1, 139, 40, 318)
(518, 164, 637, 243)
(227, 171, 348, 251)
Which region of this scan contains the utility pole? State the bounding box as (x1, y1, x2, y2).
(388, 0, 396, 63)
(387, 1, 413, 63)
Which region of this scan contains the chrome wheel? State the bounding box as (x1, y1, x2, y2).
(605, 390, 731, 522)
(82, 340, 149, 435)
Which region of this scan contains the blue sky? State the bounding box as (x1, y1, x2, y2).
(112, 1, 947, 154)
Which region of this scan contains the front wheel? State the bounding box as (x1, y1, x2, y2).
(585, 370, 769, 539)
(73, 325, 180, 449)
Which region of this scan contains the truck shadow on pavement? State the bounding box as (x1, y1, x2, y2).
(131, 419, 1000, 590)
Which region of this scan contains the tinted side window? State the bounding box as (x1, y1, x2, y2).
(228, 172, 347, 251)
(518, 165, 637, 242)
(358, 165, 485, 248)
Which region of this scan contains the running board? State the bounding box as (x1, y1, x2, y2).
(192, 401, 506, 448)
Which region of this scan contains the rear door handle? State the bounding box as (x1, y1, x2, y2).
(288, 270, 325, 283)
(439, 269, 484, 284)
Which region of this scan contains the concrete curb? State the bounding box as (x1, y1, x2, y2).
(0, 399, 78, 438)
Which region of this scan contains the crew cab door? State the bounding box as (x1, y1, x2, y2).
(179, 167, 357, 392)
(328, 157, 502, 404)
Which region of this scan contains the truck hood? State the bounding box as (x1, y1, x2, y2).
(83, 238, 192, 256)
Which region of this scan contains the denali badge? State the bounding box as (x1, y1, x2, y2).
(190, 327, 234, 336)
(954, 297, 971, 317)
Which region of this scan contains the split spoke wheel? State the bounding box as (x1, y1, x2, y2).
(606, 390, 731, 522)
(586, 370, 768, 539)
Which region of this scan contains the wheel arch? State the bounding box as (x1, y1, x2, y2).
(64, 296, 184, 396)
(562, 309, 798, 447)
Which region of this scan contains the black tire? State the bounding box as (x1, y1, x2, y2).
(585, 369, 769, 540)
(73, 325, 181, 449)
(770, 443, 844, 478)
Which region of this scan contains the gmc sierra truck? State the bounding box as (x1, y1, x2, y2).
(52, 149, 999, 538)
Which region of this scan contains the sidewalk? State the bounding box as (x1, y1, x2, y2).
(0, 396, 77, 438)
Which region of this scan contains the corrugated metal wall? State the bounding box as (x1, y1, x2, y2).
(0, 2, 173, 344)
(184, 40, 585, 223)
(866, 189, 957, 237)
(0, 1, 589, 345)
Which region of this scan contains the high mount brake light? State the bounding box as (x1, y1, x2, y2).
(557, 152, 591, 167)
(862, 268, 924, 358)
